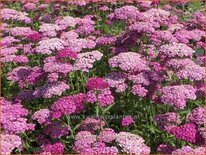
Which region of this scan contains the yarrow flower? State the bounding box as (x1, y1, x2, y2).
(176, 63, 205, 81)
(13, 55, 29, 64)
(141, 8, 170, 25)
(113, 5, 139, 20)
(168, 123, 200, 144)
(98, 128, 117, 143)
(121, 115, 135, 126)
(43, 122, 69, 139)
(115, 132, 151, 154)
(80, 118, 105, 133)
(129, 22, 155, 33)
(160, 85, 197, 109)
(32, 109, 51, 125)
(157, 144, 175, 154)
(33, 81, 70, 98)
(174, 29, 204, 44)
(16, 90, 36, 100)
(56, 48, 78, 59)
(86, 77, 109, 91)
(109, 52, 149, 72)
(155, 112, 180, 124)
(188, 107, 205, 125)
(86, 88, 115, 107)
(43, 56, 73, 74)
(73, 130, 118, 154)
(47, 73, 59, 82)
(9, 27, 36, 37)
(7, 66, 43, 88)
(172, 146, 205, 154)
(26, 33, 43, 42)
(190, 11, 205, 29)
(1, 8, 31, 23)
(131, 84, 148, 97)
(55, 16, 78, 29)
(97, 89, 115, 107)
(51, 93, 86, 118)
(1, 2, 206, 154)
(0, 134, 22, 154)
(74, 51, 103, 72)
(127, 72, 150, 86)
(96, 35, 117, 46)
(1, 98, 35, 134)
(39, 142, 65, 154)
(1, 36, 20, 46)
(159, 43, 195, 58)
(1, 47, 19, 56)
(39, 23, 62, 37)
(105, 72, 128, 93)
(23, 3, 36, 10)
(35, 38, 65, 55)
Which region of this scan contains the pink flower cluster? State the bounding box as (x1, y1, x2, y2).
(188, 107, 205, 125)
(51, 93, 86, 118)
(121, 115, 135, 126)
(160, 85, 197, 109)
(169, 123, 199, 144)
(73, 130, 118, 154)
(115, 132, 151, 154)
(1, 98, 35, 134)
(1, 8, 31, 23)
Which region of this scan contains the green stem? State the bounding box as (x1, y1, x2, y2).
(66, 115, 75, 139)
(95, 103, 100, 118)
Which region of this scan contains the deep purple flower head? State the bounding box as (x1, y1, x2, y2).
(39, 13, 52, 23)
(86, 77, 109, 91)
(157, 144, 175, 154)
(80, 118, 105, 133)
(151, 0, 160, 5)
(43, 122, 69, 139)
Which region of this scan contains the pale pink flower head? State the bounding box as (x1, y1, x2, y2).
(0, 134, 22, 154)
(115, 132, 151, 154)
